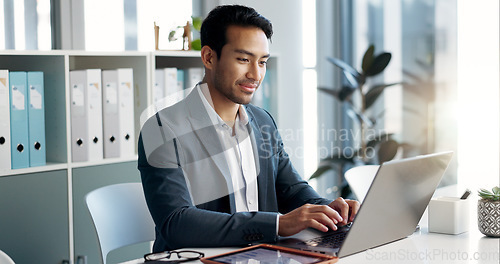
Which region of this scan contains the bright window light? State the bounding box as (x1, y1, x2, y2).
(0, 0, 4, 49)
(457, 1, 499, 190)
(302, 0, 317, 68)
(137, 1, 192, 51)
(37, 0, 51, 50)
(84, 0, 125, 51)
(302, 0, 318, 178)
(14, 0, 25, 49)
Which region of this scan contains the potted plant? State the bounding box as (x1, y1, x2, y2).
(168, 16, 203, 51)
(310, 45, 403, 197)
(477, 186, 500, 237)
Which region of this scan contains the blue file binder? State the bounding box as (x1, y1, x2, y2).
(177, 69, 185, 93)
(9, 71, 30, 169)
(27, 71, 46, 167)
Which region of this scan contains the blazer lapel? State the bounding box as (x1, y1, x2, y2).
(184, 88, 236, 212)
(245, 106, 270, 210)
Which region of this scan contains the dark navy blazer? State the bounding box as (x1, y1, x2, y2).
(138, 87, 331, 252)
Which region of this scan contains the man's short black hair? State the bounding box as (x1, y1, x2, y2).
(201, 5, 273, 58)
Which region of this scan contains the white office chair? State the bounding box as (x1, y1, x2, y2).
(85, 182, 155, 264)
(344, 165, 379, 203)
(0, 250, 15, 264)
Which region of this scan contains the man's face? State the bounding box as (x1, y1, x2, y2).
(211, 25, 270, 105)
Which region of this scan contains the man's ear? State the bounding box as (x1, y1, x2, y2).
(201, 46, 216, 70)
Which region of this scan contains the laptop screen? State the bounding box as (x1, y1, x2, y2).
(337, 152, 453, 257)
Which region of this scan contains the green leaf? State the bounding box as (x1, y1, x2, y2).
(192, 16, 203, 31)
(366, 133, 393, 148)
(377, 139, 399, 164)
(168, 30, 178, 42)
(318, 86, 356, 102)
(402, 69, 422, 83)
(479, 189, 492, 196)
(364, 83, 400, 110)
(365, 52, 391, 77)
(318, 87, 339, 98)
(309, 165, 334, 180)
(361, 45, 375, 74)
(326, 57, 361, 88)
(338, 86, 357, 101)
(478, 187, 500, 200)
(343, 72, 360, 89)
(309, 151, 357, 180)
(191, 39, 201, 50)
(346, 104, 374, 127)
(320, 153, 355, 165)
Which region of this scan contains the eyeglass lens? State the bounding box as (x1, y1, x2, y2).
(177, 251, 203, 258)
(145, 250, 203, 261)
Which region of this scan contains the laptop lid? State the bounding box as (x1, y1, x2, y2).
(277, 151, 453, 257)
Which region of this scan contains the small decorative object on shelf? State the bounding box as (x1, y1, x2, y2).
(154, 22, 160, 50)
(477, 186, 500, 237)
(182, 21, 192, 51)
(154, 17, 203, 51)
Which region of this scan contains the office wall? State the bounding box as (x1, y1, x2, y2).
(212, 0, 307, 175)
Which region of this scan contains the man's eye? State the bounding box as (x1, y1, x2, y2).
(260, 61, 268, 65)
(237, 58, 249, 62)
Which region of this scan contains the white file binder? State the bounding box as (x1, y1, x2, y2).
(164, 67, 181, 103)
(101, 70, 120, 158)
(116, 68, 135, 158)
(185, 68, 203, 89)
(154, 69, 165, 105)
(0, 70, 11, 170)
(70, 69, 103, 162)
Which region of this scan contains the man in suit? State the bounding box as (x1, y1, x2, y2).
(138, 5, 360, 252)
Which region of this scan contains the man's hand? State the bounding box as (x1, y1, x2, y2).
(278, 204, 342, 237)
(278, 198, 360, 237)
(328, 197, 360, 226)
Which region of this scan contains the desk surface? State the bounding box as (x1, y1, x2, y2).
(121, 186, 500, 264)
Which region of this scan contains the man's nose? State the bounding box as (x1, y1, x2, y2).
(246, 62, 262, 80)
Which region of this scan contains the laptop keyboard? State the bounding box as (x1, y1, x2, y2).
(299, 230, 348, 248)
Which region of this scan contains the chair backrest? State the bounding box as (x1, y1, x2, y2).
(0, 250, 15, 264)
(85, 182, 155, 264)
(344, 165, 379, 202)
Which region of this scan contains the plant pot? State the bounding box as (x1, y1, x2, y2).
(477, 199, 500, 237)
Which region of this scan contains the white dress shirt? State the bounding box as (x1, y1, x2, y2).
(198, 84, 259, 212)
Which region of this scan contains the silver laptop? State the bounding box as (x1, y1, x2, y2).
(276, 151, 453, 257)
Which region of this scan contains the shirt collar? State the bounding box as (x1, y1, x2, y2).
(198, 83, 249, 127)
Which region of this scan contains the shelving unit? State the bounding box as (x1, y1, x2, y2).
(0, 50, 278, 264)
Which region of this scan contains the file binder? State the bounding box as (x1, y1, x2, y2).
(27, 71, 46, 167)
(101, 70, 120, 158)
(184, 67, 203, 96)
(116, 68, 135, 158)
(252, 74, 271, 111)
(177, 69, 185, 96)
(164, 67, 183, 106)
(154, 69, 165, 104)
(70, 69, 103, 162)
(9, 71, 30, 169)
(0, 70, 11, 170)
(185, 68, 203, 89)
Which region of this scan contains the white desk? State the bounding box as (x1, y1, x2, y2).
(122, 186, 500, 264)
